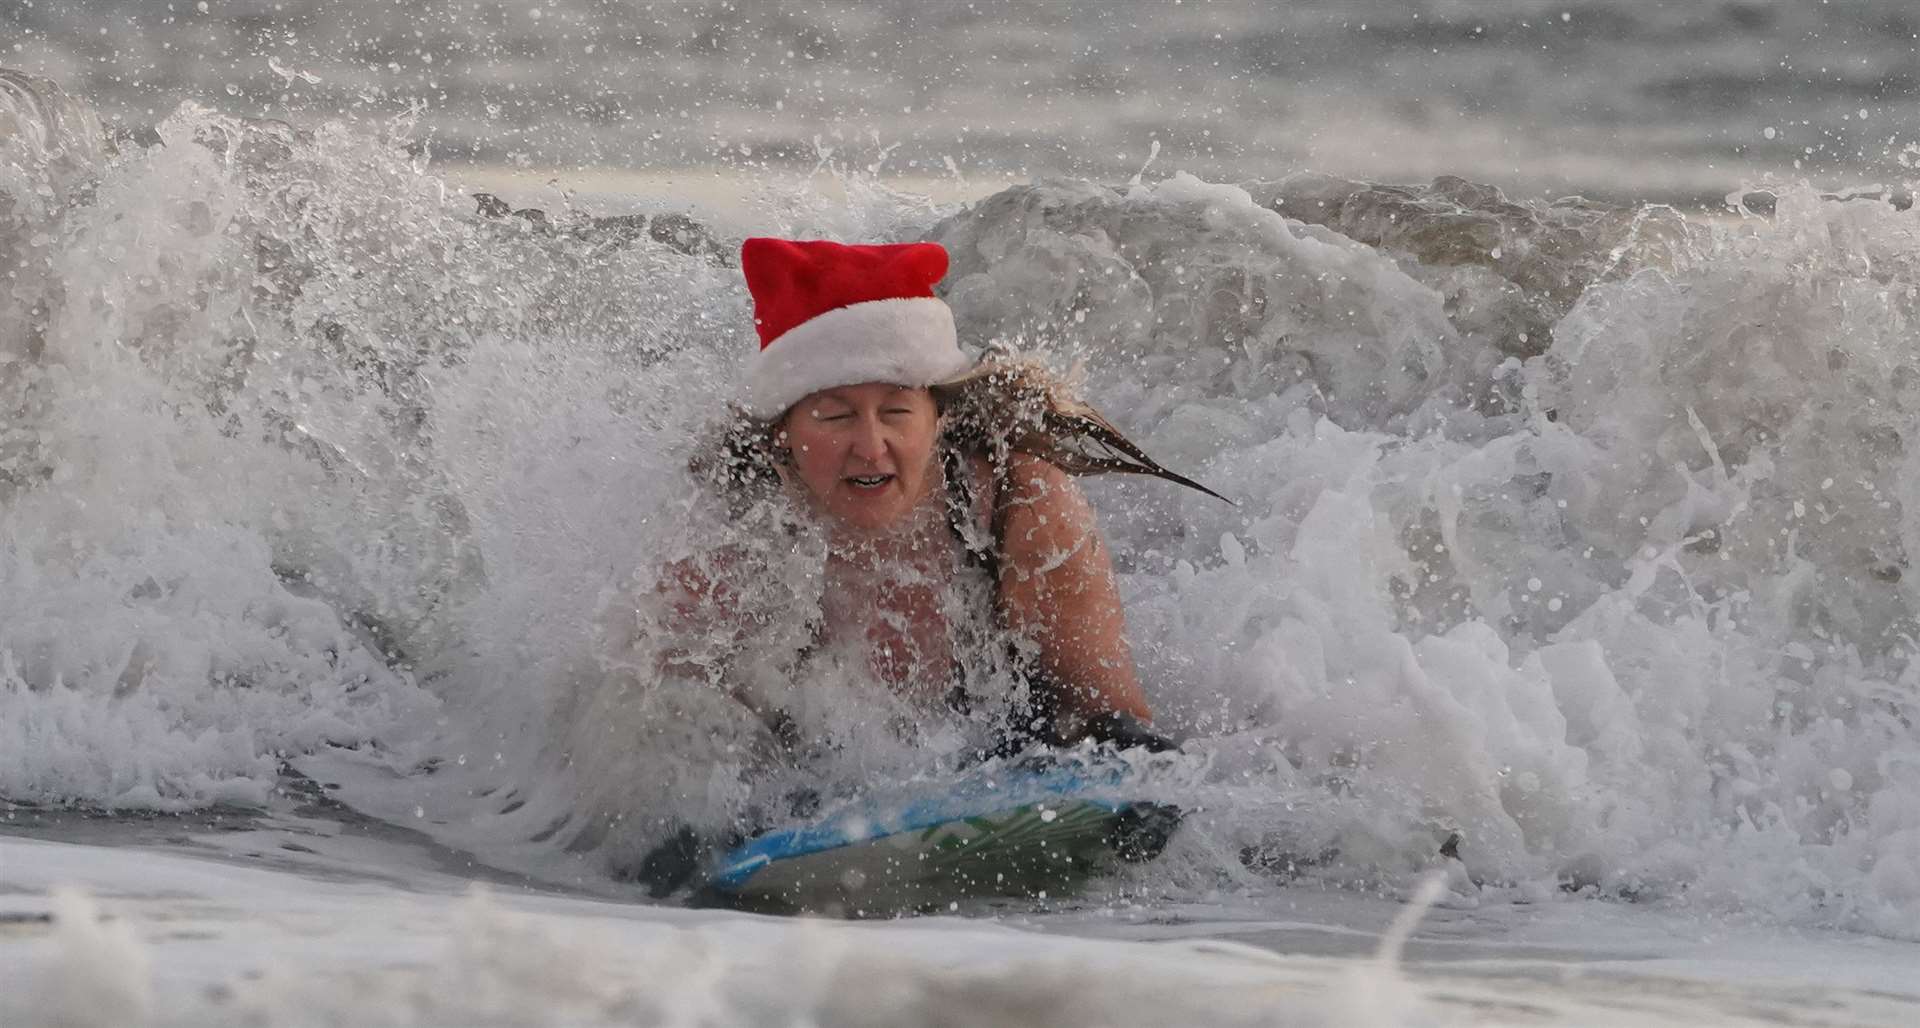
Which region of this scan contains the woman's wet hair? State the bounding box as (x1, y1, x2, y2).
(689, 360, 1217, 516)
(690, 408, 787, 512)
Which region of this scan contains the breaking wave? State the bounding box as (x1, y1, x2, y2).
(6, 73, 1920, 939)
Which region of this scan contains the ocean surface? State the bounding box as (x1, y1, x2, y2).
(6, 4, 1920, 1025)
(10, 0, 1920, 203)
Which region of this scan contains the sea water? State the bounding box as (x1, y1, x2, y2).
(6, 22, 1920, 1026)
(11, 0, 1920, 202)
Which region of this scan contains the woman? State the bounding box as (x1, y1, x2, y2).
(632, 238, 1187, 892)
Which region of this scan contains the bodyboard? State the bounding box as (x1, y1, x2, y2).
(701, 756, 1179, 914)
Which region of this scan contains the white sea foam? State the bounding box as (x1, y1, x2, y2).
(29, 834, 1919, 1028)
(6, 94, 1920, 943)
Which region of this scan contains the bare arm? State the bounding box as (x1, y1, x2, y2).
(639, 549, 811, 749)
(650, 549, 754, 683)
(994, 454, 1154, 733)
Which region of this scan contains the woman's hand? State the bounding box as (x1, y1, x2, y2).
(994, 454, 1155, 736)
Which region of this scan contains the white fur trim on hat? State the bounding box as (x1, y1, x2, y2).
(744, 296, 970, 418)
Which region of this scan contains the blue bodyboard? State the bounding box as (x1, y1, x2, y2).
(702, 756, 1179, 913)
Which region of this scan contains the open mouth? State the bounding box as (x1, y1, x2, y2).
(845, 474, 895, 489)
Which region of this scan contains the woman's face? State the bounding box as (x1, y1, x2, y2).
(777, 382, 941, 535)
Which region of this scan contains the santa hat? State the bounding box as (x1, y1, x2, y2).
(740, 237, 972, 418)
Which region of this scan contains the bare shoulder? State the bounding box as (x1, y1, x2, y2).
(997, 452, 1102, 549)
(1001, 451, 1073, 496)
(961, 451, 1076, 516)
(659, 545, 750, 612)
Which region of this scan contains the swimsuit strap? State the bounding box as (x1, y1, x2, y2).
(940, 444, 1002, 580)
(940, 445, 994, 716)
(937, 445, 1063, 749)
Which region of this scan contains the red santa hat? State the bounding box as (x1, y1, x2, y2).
(739, 237, 971, 418)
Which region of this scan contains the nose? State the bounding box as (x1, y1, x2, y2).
(848, 414, 888, 463)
